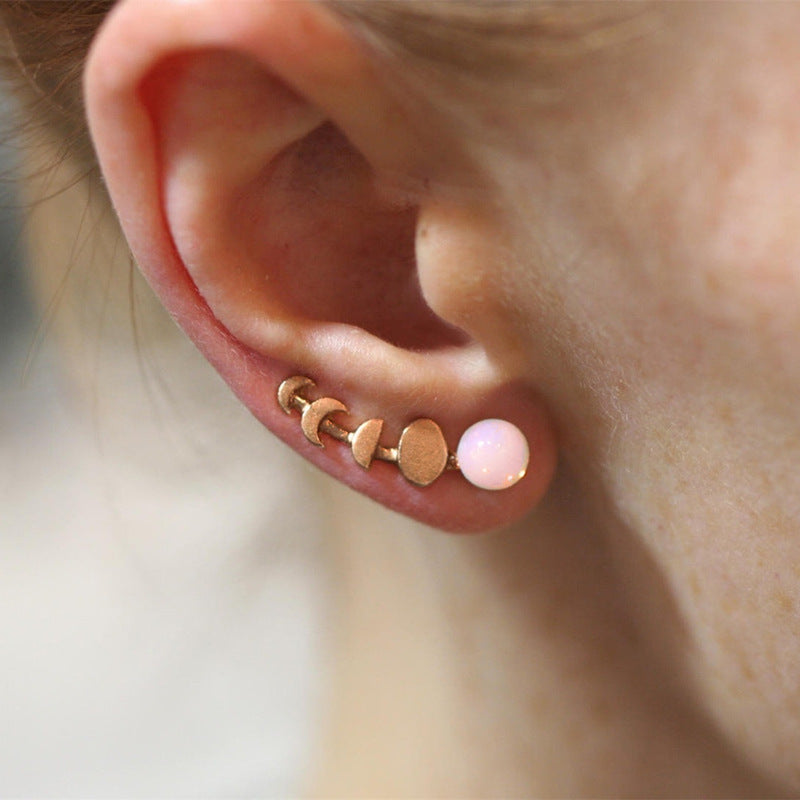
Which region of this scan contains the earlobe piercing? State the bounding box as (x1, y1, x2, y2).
(456, 419, 529, 491)
(278, 375, 529, 490)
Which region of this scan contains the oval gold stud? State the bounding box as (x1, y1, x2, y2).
(301, 397, 348, 446)
(278, 375, 315, 414)
(397, 418, 449, 487)
(351, 418, 384, 469)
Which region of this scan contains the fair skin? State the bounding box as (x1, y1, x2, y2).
(22, 0, 800, 795)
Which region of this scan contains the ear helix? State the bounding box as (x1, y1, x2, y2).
(278, 376, 529, 490)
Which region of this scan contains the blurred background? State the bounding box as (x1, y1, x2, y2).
(0, 94, 325, 797)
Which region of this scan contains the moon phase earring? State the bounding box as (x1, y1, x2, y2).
(278, 375, 529, 490)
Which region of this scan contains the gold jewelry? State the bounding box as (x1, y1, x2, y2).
(278, 375, 529, 490)
(278, 375, 452, 486)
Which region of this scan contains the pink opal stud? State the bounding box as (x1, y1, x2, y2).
(456, 419, 529, 491)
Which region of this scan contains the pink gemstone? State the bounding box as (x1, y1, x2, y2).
(456, 419, 529, 491)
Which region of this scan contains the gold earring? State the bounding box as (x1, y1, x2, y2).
(278, 375, 529, 490)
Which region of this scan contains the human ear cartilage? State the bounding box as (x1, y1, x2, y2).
(278, 376, 529, 490)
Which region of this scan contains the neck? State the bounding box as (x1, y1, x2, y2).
(309, 468, 775, 797)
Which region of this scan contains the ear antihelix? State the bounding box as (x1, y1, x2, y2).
(278, 375, 530, 490)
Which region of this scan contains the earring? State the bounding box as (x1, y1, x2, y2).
(278, 375, 529, 490)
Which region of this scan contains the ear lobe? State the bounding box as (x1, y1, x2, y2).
(84, 0, 558, 531)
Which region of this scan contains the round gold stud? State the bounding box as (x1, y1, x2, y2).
(397, 418, 449, 487)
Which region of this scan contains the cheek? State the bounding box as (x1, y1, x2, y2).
(600, 125, 800, 788)
(490, 17, 800, 785)
(680, 539, 800, 787)
(607, 118, 800, 790)
(630, 107, 800, 363)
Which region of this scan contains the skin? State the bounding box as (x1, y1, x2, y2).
(20, 0, 800, 795)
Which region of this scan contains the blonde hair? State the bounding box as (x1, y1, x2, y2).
(0, 1, 110, 171)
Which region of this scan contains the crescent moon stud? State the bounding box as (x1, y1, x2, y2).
(278, 375, 315, 414)
(301, 397, 349, 447)
(276, 375, 529, 490)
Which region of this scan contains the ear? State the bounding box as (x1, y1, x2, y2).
(83, 0, 557, 532)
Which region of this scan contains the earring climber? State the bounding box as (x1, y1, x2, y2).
(278, 375, 529, 490)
